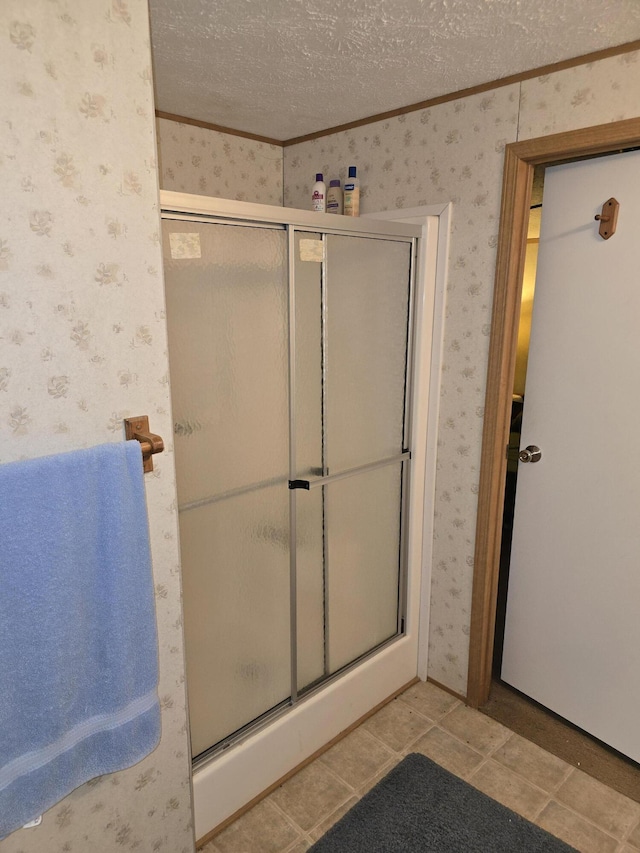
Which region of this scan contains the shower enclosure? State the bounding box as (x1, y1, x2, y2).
(160, 192, 431, 835)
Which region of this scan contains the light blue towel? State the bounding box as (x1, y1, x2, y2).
(0, 441, 160, 840)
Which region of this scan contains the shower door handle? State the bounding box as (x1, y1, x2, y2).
(288, 480, 310, 490)
(290, 452, 411, 492)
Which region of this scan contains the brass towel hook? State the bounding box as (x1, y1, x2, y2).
(124, 416, 164, 472)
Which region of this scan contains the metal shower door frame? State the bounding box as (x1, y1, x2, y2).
(161, 191, 421, 755)
(287, 227, 417, 701)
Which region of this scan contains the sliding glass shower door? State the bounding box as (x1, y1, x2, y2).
(293, 232, 412, 679)
(163, 220, 290, 757)
(162, 214, 414, 762)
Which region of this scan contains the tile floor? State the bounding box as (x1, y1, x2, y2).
(200, 681, 640, 853)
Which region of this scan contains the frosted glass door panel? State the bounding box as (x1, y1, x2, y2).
(162, 219, 290, 757)
(295, 487, 325, 691)
(180, 487, 290, 757)
(325, 236, 411, 473)
(326, 464, 403, 673)
(162, 220, 288, 505)
(293, 232, 323, 477)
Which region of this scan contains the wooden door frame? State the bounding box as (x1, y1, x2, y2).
(467, 116, 640, 708)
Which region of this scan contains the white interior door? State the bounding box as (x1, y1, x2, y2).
(501, 148, 640, 762)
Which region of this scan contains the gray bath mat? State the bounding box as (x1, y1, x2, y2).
(309, 753, 577, 852)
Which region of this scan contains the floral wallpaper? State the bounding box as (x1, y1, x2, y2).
(0, 1, 193, 851)
(518, 49, 640, 140)
(284, 52, 640, 697)
(156, 117, 283, 204)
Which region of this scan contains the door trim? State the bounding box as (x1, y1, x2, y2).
(467, 116, 640, 708)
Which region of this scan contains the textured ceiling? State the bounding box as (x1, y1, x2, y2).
(149, 0, 640, 142)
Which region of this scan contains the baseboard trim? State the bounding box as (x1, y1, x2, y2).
(426, 676, 467, 704)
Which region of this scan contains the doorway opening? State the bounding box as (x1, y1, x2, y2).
(468, 116, 640, 709)
(491, 146, 640, 683)
(467, 118, 640, 801)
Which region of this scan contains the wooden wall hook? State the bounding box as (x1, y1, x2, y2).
(124, 416, 164, 472)
(595, 197, 619, 239)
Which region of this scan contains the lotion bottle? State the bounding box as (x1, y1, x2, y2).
(326, 179, 343, 214)
(343, 166, 360, 216)
(311, 173, 326, 212)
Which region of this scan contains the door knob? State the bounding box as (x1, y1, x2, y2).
(518, 445, 542, 463)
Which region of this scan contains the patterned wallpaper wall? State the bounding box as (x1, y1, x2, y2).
(283, 49, 640, 696)
(156, 117, 283, 204)
(518, 50, 640, 139)
(1, 2, 193, 851)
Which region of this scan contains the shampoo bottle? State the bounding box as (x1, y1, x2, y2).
(343, 166, 360, 217)
(326, 179, 343, 214)
(311, 173, 326, 212)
